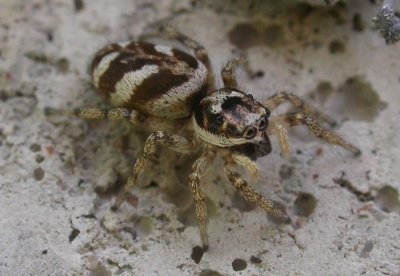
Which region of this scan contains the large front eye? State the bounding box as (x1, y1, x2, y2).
(215, 114, 224, 125)
(258, 115, 268, 131)
(244, 126, 257, 139)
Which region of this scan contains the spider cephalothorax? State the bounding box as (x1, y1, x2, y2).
(193, 88, 272, 160)
(52, 26, 361, 250)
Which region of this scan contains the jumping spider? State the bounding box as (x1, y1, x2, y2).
(48, 26, 360, 250)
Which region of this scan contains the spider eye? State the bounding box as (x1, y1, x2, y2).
(247, 93, 254, 99)
(215, 114, 224, 125)
(259, 116, 268, 131)
(265, 108, 271, 117)
(244, 126, 257, 139)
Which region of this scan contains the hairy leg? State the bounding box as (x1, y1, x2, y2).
(225, 152, 260, 180)
(113, 131, 193, 210)
(221, 58, 240, 88)
(188, 150, 215, 250)
(267, 118, 290, 158)
(270, 112, 361, 156)
(221, 55, 261, 88)
(264, 91, 336, 126)
(45, 106, 137, 120)
(45, 107, 180, 133)
(223, 156, 290, 222)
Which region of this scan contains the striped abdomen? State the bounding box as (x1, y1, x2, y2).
(91, 41, 208, 119)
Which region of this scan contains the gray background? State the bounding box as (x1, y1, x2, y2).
(0, 0, 399, 275)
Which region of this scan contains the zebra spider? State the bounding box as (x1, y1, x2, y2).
(49, 26, 360, 250)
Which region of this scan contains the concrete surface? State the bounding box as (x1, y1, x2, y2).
(0, 0, 399, 275)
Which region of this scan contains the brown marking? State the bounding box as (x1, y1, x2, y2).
(97, 55, 162, 98)
(140, 42, 171, 57)
(172, 48, 199, 69)
(90, 43, 121, 73)
(124, 42, 161, 57)
(128, 68, 190, 108)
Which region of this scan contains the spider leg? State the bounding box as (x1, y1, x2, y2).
(270, 112, 361, 156)
(45, 107, 180, 133)
(221, 58, 241, 88)
(264, 91, 336, 127)
(267, 118, 291, 158)
(229, 152, 260, 180)
(45, 107, 137, 121)
(223, 156, 290, 222)
(113, 131, 193, 210)
(188, 151, 215, 250)
(142, 26, 215, 89)
(221, 55, 259, 88)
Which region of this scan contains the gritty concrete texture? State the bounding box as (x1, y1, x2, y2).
(1, 0, 400, 275)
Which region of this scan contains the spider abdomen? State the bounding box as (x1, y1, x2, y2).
(91, 41, 208, 119)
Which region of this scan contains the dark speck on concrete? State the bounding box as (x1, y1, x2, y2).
(232, 258, 247, 271)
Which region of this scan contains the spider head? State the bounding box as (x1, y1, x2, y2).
(193, 88, 272, 160)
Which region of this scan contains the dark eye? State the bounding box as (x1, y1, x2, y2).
(259, 116, 268, 131)
(244, 126, 257, 139)
(265, 108, 271, 117)
(215, 114, 224, 125)
(247, 94, 254, 99)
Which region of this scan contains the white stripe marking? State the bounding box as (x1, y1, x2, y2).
(154, 45, 174, 56)
(150, 60, 207, 117)
(93, 52, 119, 88)
(111, 65, 160, 106)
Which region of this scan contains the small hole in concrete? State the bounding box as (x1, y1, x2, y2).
(132, 216, 153, 237)
(89, 263, 111, 276)
(329, 39, 346, 54)
(228, 22, 260, 49)
(374, 186, 400, 213)
(56, 58, 70, 73)
(329, 76, 386, 122)
(250, 255, 262, 264)
(253, 70, 264, 78)
(33, 167, 45, 181)
(232, 258, 247, 271)
(199, 270, 222, 276)
(29, 143, 41, 152)
(191, 246, 204, 264)
(294, 193, 317, 217)
(69, 228, 80, 242)
(352, 13, 365, 32)
(309, 81, 334, 104)
(35, 154, 45, 163)
(74, 0, 84, 12)
(279, 164, 295, 180)
(359, 240, 374, 258)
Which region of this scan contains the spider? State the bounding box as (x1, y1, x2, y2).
(48, 26, 360, 250)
